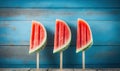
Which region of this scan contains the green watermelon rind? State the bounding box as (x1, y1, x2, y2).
(29, 21, 47, 54)
(76, 18, 93, 53)
(83, 41, 93, 51)
(53, 19, 71, 53)
(29, 38, 47, 54)
(34, 40, 47, 53)
(53, 36, 71, 53)
(76, 39, 93, 53)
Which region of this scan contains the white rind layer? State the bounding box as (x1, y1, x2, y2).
(53, 19, 71, 53)
(29, 21, 47, 54)
(76, 18, 93, 53)
(76, 39, 93, 53)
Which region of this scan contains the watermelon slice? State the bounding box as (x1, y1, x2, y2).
(29, 21, 47, 54)
(53, 19, 71, 53)
(76, 19, 93, 53)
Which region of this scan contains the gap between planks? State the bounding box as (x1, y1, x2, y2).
(0, 68, 120, 71)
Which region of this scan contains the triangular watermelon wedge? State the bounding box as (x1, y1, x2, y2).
(29, 21, 47, 54)
(53, 19, 71, 53)
(76, 19, 93, 53)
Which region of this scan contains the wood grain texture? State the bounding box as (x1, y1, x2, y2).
(0, 0, 120, 8)
(0, 9, 120, 21)
(0, 45, 120, 68)
(0, 21, 120, 45)
(0, 68, 120, 71)
(0, 0, 120, 68)
(0, 68, 48, 71)
(48, 69, 73, 71)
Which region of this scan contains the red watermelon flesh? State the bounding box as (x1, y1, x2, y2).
(76, 19, 93, 53)
(53, 19, 71, 53)
(29, 21, 47, 54)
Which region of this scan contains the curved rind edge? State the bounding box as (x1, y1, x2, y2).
(53, 19, 71, 53)
(29, 20, 47, 54)
(53, 38, 71, 53)
(76, 18, 93, 53)
(29, 37, 47, 54)
(76, 39, 93, 53)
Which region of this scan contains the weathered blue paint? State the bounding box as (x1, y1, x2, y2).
(0, 21, 120, 45)
(0, 46, 120, 68)
(0, 0, 120, 68)
(0, 0, 120, 8)
(0, 9, 120, 21)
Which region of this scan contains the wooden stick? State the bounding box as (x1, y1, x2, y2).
(36, 52, 39, 71)
(60, 51, 63, 71)
(82, 51, 85, 71)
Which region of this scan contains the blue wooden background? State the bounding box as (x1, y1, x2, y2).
(0, 0, 120, 68)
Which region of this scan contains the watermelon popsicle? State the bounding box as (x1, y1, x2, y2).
(29, 21, 47, 70)
(76, 19, 93, 70)
(29, 21, 47, 54)
(53, 19, 71, 71)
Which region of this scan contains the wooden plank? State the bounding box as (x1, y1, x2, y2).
(0, 9, 120, 21)
(74, 68, 120, 71)
(0, 0, 120, 8)
(48, 69, 73, 71)
(0, 45, 120, 68)
(0, 21, 120, 45)
(0, 68, 48, 71)
(0, 68, 120, 71)
(74, 69, 96, 71)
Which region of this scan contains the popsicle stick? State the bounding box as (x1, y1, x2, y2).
(36, 52, 39, 71)
(60, 51, 63, 71)
(82, 51, 85, 71)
